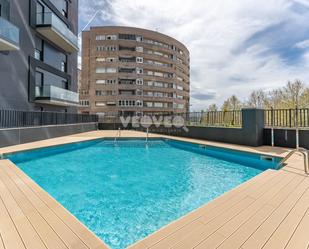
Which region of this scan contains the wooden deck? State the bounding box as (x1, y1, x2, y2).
(0, 131, 308, 249)
(0, 159, 109, 249)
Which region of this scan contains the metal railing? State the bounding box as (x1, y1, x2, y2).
(0, 109, 98, 129)
(277, 148, 309, 175)
(265, 108, 309, 128)
(180, 111, 242, 127)
(98, 110, 242, 128)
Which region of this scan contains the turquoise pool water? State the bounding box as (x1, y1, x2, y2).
(6, 139, 278, 249)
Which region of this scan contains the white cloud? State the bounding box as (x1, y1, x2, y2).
(79, 0, 309, 110)
(295, 39, 309, 49)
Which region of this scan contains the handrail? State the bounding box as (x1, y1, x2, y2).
(146, 127, 149, 144)
(277, 148, 309, 175)
(114, 127, 121, 144)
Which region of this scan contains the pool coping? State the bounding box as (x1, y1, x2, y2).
(0, 130, 308, 249)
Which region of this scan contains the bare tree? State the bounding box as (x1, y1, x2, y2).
(248, 90, 267, 108)
(283, 79, 304, 108)
(207, 104, 218, 111)
(222, 95, 242, 111)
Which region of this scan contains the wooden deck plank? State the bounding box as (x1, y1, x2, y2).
(1, 162, 89, 249)
(215, 172, 301, 249)
(0, 186, 25, 249)
(241, 177, 309, 249)
(171, 197, 256, 249)
(4, 160, 108, 249)
(130, 170, 277, 249)
(194, 172, 302, 249)
(262, 187, 309, 249)
(0, 174, 47, 249)
(0, 166, 68, 249)
(171, 171, 292, 249)
(0, 234, 5, 249)
(285, 208, 309, 249)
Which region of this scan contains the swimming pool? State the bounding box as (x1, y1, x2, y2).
(6, 139, 279, 249)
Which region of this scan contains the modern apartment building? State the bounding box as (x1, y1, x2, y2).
(79, 26, 190, 116)
(0, 0, 79, 111)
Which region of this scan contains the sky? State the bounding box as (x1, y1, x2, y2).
(78, 0, 309, 111)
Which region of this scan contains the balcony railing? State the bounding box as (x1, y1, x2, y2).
(35, 85, 79, 106)
(36, 12, 78, 53)
(0, 16, 19, 51)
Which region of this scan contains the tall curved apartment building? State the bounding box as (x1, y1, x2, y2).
(79, 26, 190, 116)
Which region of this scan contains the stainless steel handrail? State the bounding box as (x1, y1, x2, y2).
(146, 127, 149, 144)
(114, 127, 121, 144)
(277, 148, 309, 175)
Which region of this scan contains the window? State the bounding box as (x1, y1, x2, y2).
(34, 49, 42, 60)
(119, 34, 136, 40)
(136, 78, 143, 85)
(62, 0, 68, 17)
(80, 100, 90, 106)
(61, 61, 67, 72)
(177, 85, 183, 90)
(106, 68, 117, 73)
(36, 2, 44, 24)
(79, 90, 89, 95)
(96, 46, 104, 51)
(154, 82, 163, 87)
(154, 102, 163, 108)
(106, 35, 117, 40)
(154, 92, 164, 97)
(35, 71, 43, 88)
(96, 79, 116, 84)
(96, 35, 105, 40)
(106, 45, 117, 51)
(96, 79, 105, 84)
(136, 57, 143, 63)
(136, 89, 143, 96)
(136, 46, 143, 52)
(96, 68, 117, 73)
(96, 57, 105, 62)
(95, 90, 103, 96)
(106, 57, 116, 62)
(118, 100, 136, 107)
(96, 68, 105, 73)
(136, 100, 143, 107)
(136, 68, 143, 74)
(96, 102, 106, 107)
(146, 102, 153, 107)
(106, 90, 116, 95)
(154, 72, 163, 77)
(136, 36, 143, 42)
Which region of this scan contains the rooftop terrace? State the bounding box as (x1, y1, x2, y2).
(0, 131, 308, 249)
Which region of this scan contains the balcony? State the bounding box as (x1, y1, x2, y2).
(36, 12, 78, 53)
(0, 17, 19, 51)
(35, 85, 79, 106)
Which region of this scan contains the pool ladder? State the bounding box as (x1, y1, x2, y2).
(114, 128, 121, 144)
(277, 147, 309, 175)
(145, 128, 149, 144)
